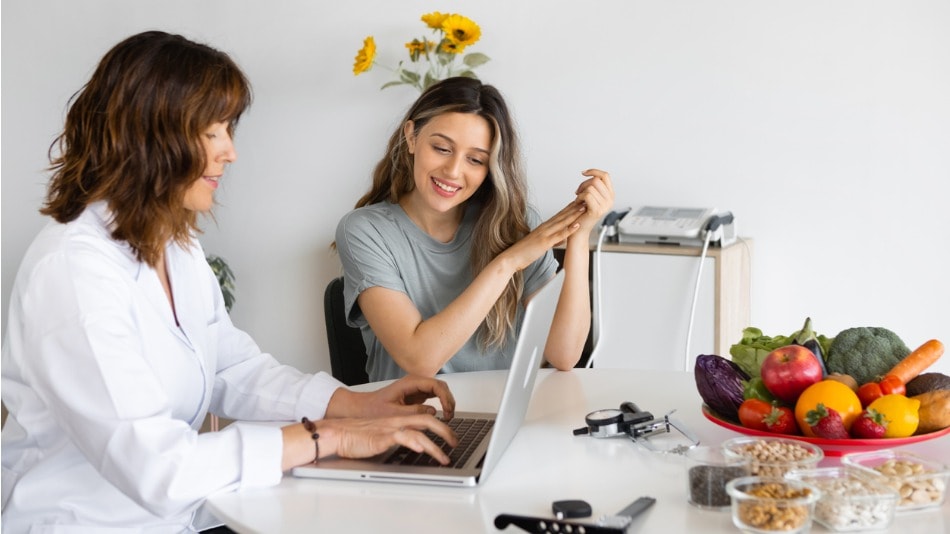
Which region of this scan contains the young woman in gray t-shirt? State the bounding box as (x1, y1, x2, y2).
(336, 77, 614, 382)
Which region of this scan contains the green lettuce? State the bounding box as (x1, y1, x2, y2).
(728, 327, 793, 378)
(730, 322, 835, 379)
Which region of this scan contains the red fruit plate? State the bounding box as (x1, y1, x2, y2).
(701, 404, 950, 457)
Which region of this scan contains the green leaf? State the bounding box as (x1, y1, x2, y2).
(729, 326, 794, 378)
(463, 53, 490, 68)
(457, 70, 479, 79)
(423, 71, 438, 89)
(380, 80, 407, 90)
(437, 51, 456, 66)
(206, 255, 237, 313)
(399, 69, 420, 84)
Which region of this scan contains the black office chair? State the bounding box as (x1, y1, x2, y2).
(324, 276, 370, 386)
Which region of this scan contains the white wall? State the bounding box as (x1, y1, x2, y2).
(3, 0, 949, 376)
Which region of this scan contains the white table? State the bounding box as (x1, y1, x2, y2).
(207, 368, 950, 533)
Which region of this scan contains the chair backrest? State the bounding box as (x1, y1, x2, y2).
(324, 277, 369, 386)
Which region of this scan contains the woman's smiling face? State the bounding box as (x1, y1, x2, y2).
(404, 112, 492, 216)
(183, 121, 236, 212)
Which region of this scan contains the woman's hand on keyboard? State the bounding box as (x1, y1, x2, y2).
(316, 414, 459, 464)
(326, 375, 456, 420)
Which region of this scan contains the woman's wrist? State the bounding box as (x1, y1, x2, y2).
(326, 387, 365, 419)
(301, 417, 320, 462)
(566, 225, 593, 247)
(487, 250, 522, 277)
(281, 420, 337, 470)
(564, 233, 592, 267)
(281, 423, 314, 470)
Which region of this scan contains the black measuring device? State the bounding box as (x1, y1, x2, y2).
(495, 496, 656, 533)
(573, 402, 654, 438)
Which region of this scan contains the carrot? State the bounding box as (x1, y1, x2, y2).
(887, 339, 944, 384)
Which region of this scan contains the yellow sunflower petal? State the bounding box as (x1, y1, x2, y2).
(353, 36, 376, 75)
(405, 39, 428, 61)
(440, 39, 465, 55)
(441, 14, 481, 48)
(421, 12, 449, 30)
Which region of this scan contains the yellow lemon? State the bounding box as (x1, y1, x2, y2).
(794, 380, 863, 437)
(867, 394, 920, 438)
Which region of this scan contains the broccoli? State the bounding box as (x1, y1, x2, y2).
(826, 326, 911, 386)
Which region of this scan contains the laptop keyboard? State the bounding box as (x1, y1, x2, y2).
(384, 417, 494, 469)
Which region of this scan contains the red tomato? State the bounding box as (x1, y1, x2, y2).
(879, 375, 906, 396)
(738, 399, 773, 431)
(857, 382, 883, 408)
(738, 399, 799, 434)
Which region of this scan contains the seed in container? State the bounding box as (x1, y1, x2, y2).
(873, 459, 946, 507)
(722, 437, 823, 478)
(726, 477, 820, 533)
(787, 467, 898, 531)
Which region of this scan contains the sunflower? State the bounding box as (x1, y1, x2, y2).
(441, 14, 481, 49)
(354, 12, 489, 91)
(421, 11, 449, 30)
(352, 36, 376, 75)
(440, 39, 463, 54)
(405, 38, 435, 62)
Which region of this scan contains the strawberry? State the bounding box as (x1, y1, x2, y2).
(850, 408, 888, 439)
(762, 405, 799, 435)
(804, 403, 849, 439)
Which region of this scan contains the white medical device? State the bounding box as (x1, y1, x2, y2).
(616, 206, 736, 247)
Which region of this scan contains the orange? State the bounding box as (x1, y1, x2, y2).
(867, 394, 920, 438)
(794, 379, 863, 437)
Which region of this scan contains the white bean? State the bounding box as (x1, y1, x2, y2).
(872, 459, 946, 508)
(810, 476, 894, 530)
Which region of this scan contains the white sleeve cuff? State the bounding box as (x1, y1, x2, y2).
(294, 371, 345, 421)
(235, 423, 284, 489)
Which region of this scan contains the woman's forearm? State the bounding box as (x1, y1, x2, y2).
(360, 254, 519, 376)
(543, 232, 592, 370)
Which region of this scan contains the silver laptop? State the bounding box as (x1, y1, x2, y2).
(292, 269, 566, 487)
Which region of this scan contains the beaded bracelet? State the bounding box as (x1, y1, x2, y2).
(301, 417, 320, 463)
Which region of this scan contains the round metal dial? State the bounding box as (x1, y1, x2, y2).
(585, 409, 623, 426)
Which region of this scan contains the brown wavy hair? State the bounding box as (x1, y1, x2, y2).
(356, 77, 529, 351)
(42, 31, 252, 267)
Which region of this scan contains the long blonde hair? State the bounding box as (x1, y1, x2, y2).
(356, 77, 529, 351)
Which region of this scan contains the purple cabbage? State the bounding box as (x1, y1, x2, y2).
(694, 354, 750, 422)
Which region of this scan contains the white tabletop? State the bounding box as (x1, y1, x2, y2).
(207, 368, 950, 533)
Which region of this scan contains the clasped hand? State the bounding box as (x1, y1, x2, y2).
(501, 169, 615, 271)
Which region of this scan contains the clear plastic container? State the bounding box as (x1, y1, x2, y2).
(841, 449, 949, 511)
(726, 476, 820, 534)
(786, 466, 897, 531)
(721, 436, 824, 478)
(686, 445, 751, 510)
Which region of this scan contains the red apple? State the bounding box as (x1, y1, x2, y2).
(760, 345, 824, 403)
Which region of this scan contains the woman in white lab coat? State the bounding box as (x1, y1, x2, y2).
(0, 31, 457, 533)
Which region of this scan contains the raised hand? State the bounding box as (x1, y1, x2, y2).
(497, 201, 586, 272)
(572, 168, 615, 232)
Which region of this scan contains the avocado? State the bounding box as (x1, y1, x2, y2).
(905, 372, 950, 397)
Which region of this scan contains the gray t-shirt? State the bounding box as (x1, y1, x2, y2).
(335, 201, 558, 381)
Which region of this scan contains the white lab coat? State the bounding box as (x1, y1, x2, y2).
(1, 202, 343, 532)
